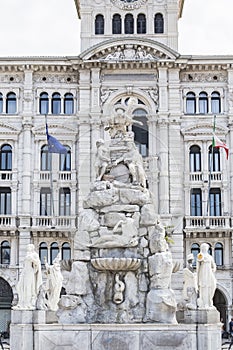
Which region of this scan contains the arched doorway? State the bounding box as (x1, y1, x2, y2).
(0, 277, 13, 333)
(214, 288, 227, 325)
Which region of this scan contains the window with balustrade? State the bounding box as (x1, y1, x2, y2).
(95, 14, 104, 35)
(40, 188, 52, 216)
(189, 145, 201, 172)
(112, 14, 122, 34)
(209, 188, 221, 216)
(214, 242, 223, 266)
(190, 188, 202, 216)
(0, 188, 11, 215)
(62, 242, 71, 260)
(41, 145, 52, 171)
(59, 147, 71, 171)
(209, 146, 220, 172)
(0, 241, 10, 265)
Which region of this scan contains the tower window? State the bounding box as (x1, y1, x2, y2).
(137, 14, 146, 34)
(113, 14, 122, 34)
(95, 14, 104, 35)
(125, 14, 134, 34)
(154, 13, 164, 34)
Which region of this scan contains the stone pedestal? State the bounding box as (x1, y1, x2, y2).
(183, 308, 220, 324)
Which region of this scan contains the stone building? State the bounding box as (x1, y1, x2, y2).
(0, 0, 232, 332)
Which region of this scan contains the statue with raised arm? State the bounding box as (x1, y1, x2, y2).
(196, 243, 216, 310)
(44, 252, 63, 311)
(14, 244, 42, 310)
(94, 139, 110, 181)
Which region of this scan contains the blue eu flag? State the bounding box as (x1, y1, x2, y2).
(46, 124, 67, 154)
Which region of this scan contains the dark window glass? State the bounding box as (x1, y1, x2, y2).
(0, 188, 11, 214)
(64, 93, 74, 114)
(132, 109, 148, 157)
(39, 92, 49, 114)
(40, 188, 51, 216)
(209, 146, 220, 172)
(39, 242, 48, 265)
(211, 92, 221, 114)
(209, 188, 221, 216)
(190, 145, 201, 172)
(186, 92, 196, 114)
(95, 14, 104, 34)
(0, 93, 3, 114)
(191, 243, 200, 266)
(125, 14, 134, 34)
(154, 13, 164, 33)
(62, 242, 71, 260)
(190, 189, 202, 216)
(112, 14, 122, 34)
(41, 145, 51, 171)
(199, 92, 208, 114)
(6, 92, 16, 114)
(60, 147, 71, 171)
(50, 242, 59, 264)
(59, 188, 71, 216)
(137, 14, 146, 34)
(52, 93, 61, 114)
(1, 241, 10, 265)
(0, 145, 12, 171)
(214, 242, 223, 266)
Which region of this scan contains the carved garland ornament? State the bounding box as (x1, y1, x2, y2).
(111, 0, 148, 10)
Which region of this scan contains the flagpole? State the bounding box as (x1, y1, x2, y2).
(206, 115, 216, 219)
(45, 114, 56, 227)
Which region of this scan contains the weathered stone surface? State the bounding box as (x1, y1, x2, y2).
(57, 295, 87, 323)
(65, 261, 89, 295)
(74, 230, 90, 250)
(119, 188, 152, 205)
(145, 289, 177, 324)
(140, 204, 158, 226)
(83, 189, 119, 209)
(79, 209, 100, 232)
(100, 204, 140, 213)
(92, 330, 139, 350)
(104, 212, 126, 227)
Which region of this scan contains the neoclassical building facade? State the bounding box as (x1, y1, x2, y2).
(0, 0, 232, 331)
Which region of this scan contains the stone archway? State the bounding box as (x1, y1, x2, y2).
(214, 288, 227, 325)
(0, 277, 13, 333)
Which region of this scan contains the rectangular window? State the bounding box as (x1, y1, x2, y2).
(40, 188, 51, 216)
(0, 188, 11, 214)
(190, 189, 202, 216)
(59, 188, 71, 216)
(209, 189, 221, 216)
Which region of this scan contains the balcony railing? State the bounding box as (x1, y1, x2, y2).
(0, 171, 13, 181)
(185, 216, 231, 229)
(189, 172, 203, 182)
(32, 216, 76, 229)
(0, 215, 17, 228)
(189, 171, 222, 182)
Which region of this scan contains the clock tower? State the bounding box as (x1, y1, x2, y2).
(74, 0, 185, 52)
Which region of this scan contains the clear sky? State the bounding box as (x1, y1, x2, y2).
(0, 0, 233, 57)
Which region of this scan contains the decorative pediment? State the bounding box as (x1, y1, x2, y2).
(32, 124, 77, 139)
(80, 38, 179, 62)
(0, 122, 20, 138)
(181, 122, 228, 140)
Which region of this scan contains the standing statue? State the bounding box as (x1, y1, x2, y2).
(14, 244, 42, 310)
(183, 253, 197, 309)
(94, 139, 110, 181)
(44, 252, 63, 311)
(196, 243, 216, 310)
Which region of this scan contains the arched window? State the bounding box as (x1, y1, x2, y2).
(199, 92, 208, 114)
(59, 188, 71, 216)
(211, 92, 221, 114)
(39, 242, 48, 265)
(191, 243, 200, 266)
(209, 188, 221, 216)
(189, 145, 201, 172)
(132, 109, 148, 157)
(40, 188, 51, 216)
(95, 14, 104, 35)
(0, 145, 12, 171)
(137, 14, 146, 34)
(50, 242, 59, 264)
(64, 93, 74, 114)
(62, 242, 71, 260)
(0, 188, 11, 215)
(39, 92, 49, 114)
(112, 14, 122, 34)
(52, 93, 61, 114)
(0, 93, 3, 114)
(214, 242, 223, 266)
(1, 241, 10, 265)
(125, 14, 134, 34)
(60, 146, 71, 171)
(209, 146, 220, 172)
(41, 145, 51, 171)
(6, 92, 16, 114)
(190, 188, 202, 216)
(186, 92, 196, 114)
(154, 13, 164, 33)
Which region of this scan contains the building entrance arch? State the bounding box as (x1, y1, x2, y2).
(214, 288, 227, 325)
(0, 277, 13, 333)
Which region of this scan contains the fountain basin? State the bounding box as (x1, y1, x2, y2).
(91, 257, 141, 271)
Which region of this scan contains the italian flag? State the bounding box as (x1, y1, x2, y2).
(212, 133, 229, 159)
